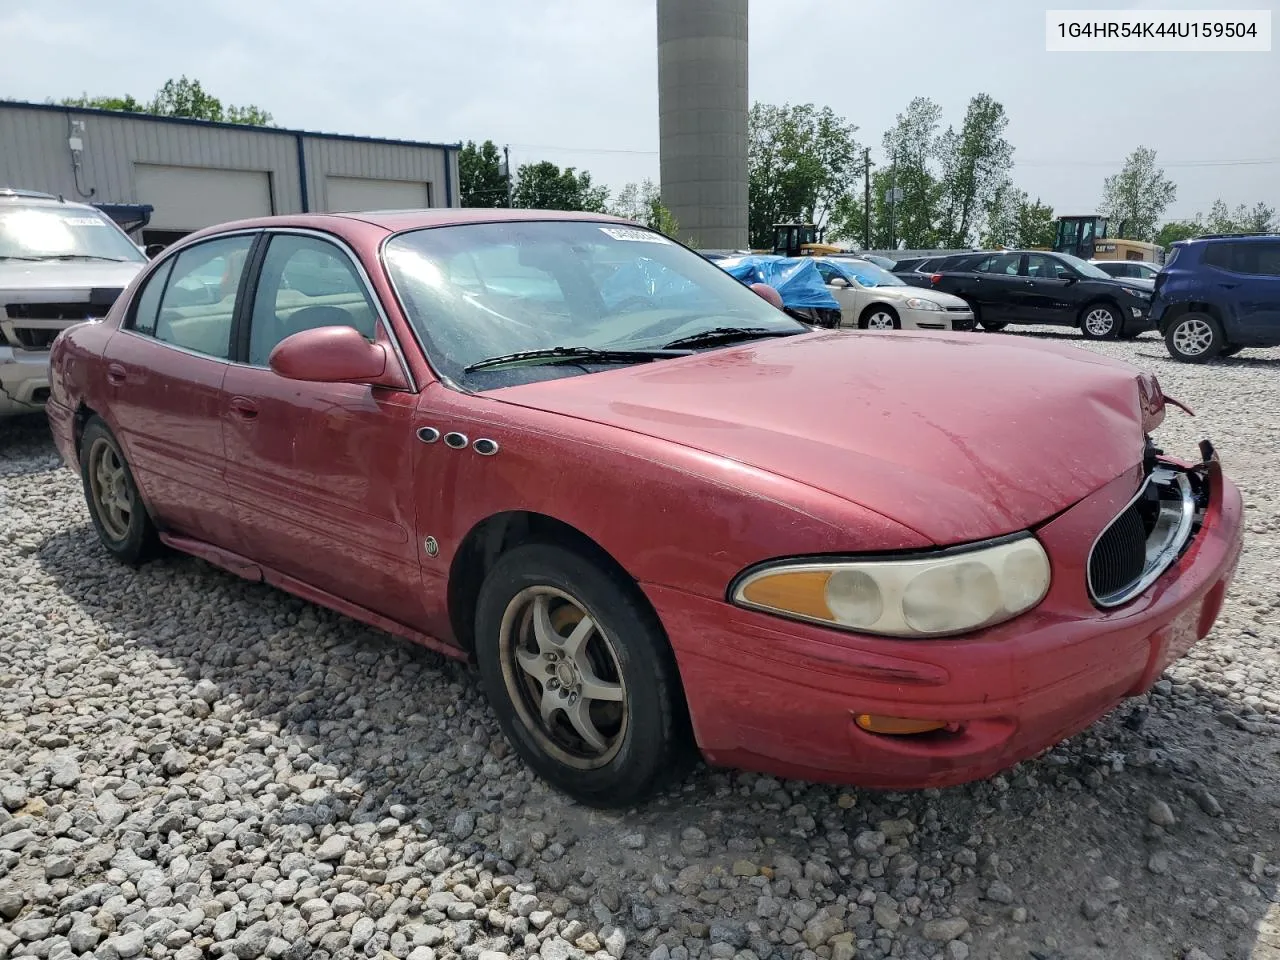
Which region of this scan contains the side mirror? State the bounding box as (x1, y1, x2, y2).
(144, 243, 166, 259)
(268, 325, 400, 387)
(1061, 274, 1078, 284)
(748, 282, 784, 309)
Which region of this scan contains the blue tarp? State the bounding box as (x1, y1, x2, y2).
(717, 255, 839, 311)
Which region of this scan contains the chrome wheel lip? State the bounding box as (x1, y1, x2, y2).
(1084, 308, 1116, 336)
(87, 437, 133, 541)
(1172, 317, 1213, 356)
(498, 585, 628, 770)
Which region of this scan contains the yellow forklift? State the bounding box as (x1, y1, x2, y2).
(1053, 215, 1164, 263)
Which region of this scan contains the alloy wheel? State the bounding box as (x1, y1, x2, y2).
(87, 438, 134, 541)
(498, 586, 628, 770)
(866, 312, 896, 330)
(1172, 317, 1214, 357)
(1084, 307, 1116, 337)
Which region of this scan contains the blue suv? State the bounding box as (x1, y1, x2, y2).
(1152, 234, 1280, 362)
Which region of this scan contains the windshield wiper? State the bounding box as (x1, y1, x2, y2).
(0, 255, 43, 261)
(40, 254, 130, 262)
(661, 326, 803, 350)
(464, 345, 684, 373)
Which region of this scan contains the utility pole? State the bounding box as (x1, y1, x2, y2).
(888, 148, 898, 251)
(504, 145, 513, 208)
(862, 147, 872, 250)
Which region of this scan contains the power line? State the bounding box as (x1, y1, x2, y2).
(1014, 157, 1280, 169)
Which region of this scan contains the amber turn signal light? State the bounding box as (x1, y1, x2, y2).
(854, 714, 948, 736)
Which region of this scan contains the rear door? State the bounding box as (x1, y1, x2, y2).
(949, 252, 1023, 322)
(102, 232, 257, 548)
(1203, 241, 1280, 343)
(219, 230, 428, 628)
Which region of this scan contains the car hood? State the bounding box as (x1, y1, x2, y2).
(870, 284, 968, 308)
(0, 259, 146, 297)
(489, 331, 1165, 545)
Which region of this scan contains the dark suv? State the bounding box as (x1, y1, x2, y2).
(1152, 234, 1280, 362)
(921, 250, 1153, 339)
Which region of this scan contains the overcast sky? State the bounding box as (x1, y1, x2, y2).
(2, 0, 1277, 222)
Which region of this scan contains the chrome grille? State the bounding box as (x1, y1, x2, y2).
(1088, 467, 1197, 608)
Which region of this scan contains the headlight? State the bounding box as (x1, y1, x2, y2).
(904, 297, 943, 311)
(730, 535, 1051, 638)
(1122, 286, 1151, 300)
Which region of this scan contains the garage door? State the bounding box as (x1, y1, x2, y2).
(134, 164, 273, 232)
(326, 177, 431, 213)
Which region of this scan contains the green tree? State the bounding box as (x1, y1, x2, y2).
(936, 94, 1014, 248)
(60, 93, 145, 112)
(609, 180, 679, 237)
(60, 76, 271, 125)
(459, 140, 509, 208)
(747, 102, 862, 249)
(981, 186, 1055, 249)
(877, 97, 944, 248)
(1100, 147, 1177, 241)
(512, 162, 608, 212)
(1155, 219, 1203, 247)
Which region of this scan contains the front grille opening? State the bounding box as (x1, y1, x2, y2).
(1088, 466, 1200, 608)
(11, 327, 62, 350)
(4, 302, 97, 322)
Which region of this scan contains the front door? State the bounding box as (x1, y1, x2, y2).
(964, 252, 1023, 323)
(219, 230, 427, 628)
(101, 232, 256, 548)
(814, 261, 863, 325)
(1019, 254, 1077, 326)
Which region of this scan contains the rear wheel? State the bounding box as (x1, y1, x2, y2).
(79, 416, 158, 566)
(1080, 303, 1121, 340)
(977, 314, 1007, 331)
(474, 544, 686, 808)
(1165, 312, 1224, 363)
(860, 305, 900, 330)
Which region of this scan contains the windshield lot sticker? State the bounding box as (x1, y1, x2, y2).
(63, 217, 107, 226)
(599, 227, 670, 244)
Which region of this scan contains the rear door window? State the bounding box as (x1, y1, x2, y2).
(974, 253, 1021, 275)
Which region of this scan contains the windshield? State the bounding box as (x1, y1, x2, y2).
(836, 260, 906, 287)
(0, 204, 146, 262)
(384, 220, 805, 387)
(1056, 252, 1112, 280)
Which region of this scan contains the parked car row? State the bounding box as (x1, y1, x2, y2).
(888, 238, 1280, 361)
(36, 207, 1244, 808)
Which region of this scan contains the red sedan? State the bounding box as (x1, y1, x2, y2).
(46, 210, 1243, 808)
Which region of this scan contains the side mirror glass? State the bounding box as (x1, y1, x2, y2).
(268, 325, 399, 386)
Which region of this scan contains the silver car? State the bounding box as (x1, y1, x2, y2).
(812, 257, 976, 331)
(1, 189, 147, 417)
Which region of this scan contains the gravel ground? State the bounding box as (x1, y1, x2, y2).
(1, 330, 1278, 960)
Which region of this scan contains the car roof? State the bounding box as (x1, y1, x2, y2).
(183, 207, 637, 243)
(0, 187, 100, 212)
(1188, 232, 1280, 243)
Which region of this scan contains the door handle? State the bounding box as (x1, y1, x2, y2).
(106, 363, 127, 385)
(228, 397, 259, 421)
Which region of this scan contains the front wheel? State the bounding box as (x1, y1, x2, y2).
(1164, 312, 1224, 363)
(79, 416, 158, 565)
(1080, 303, 1121, 340)
(977, 317, 1008, 332)
(860, 306, 900, 330)
(474, 544, 686, 808)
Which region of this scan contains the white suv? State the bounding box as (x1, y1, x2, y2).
(1, 189, 148, 418)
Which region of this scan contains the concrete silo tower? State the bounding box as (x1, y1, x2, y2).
(656, 0, 749, 251)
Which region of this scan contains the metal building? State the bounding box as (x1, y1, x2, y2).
(0, 100, 459, 246)
(657, 0, 749, 251)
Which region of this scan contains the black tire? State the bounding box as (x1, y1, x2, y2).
(1164, 311, 1225, 363)
(474, 543, 686, 808)
(1079, 302, 1122, 340)
(1219, 344, 1243, 357)
(79, 416, 158, 565)
(977, 316, 1008, 331)
(859, 305, 900, 330)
